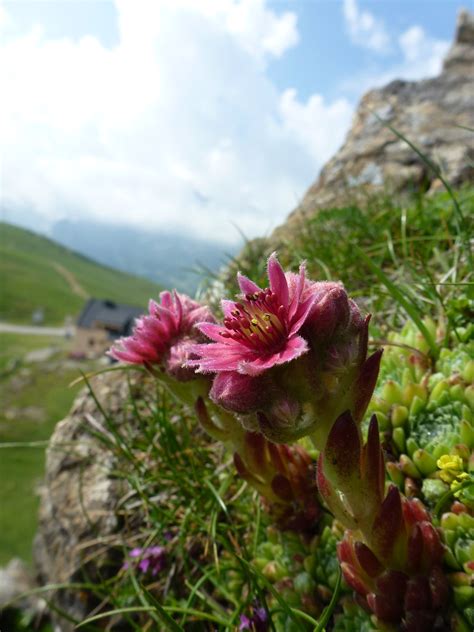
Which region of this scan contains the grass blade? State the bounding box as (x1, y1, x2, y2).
(354, 245, 438, 358)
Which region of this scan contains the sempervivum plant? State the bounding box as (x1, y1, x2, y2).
(233, 431, 321, 533)
(441, 510, 474, 631)
(303, 520, 348, 600)
(108, 255, 381, 535)
(368, 320, 474, 507)
(189, 253, 381, 447)
(317, 412, 450, 630)
(332, 597, 378, 632)
(222, 526, 323, 626)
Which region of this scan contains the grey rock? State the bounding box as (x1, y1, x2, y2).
(0, 558, 46, 622)
(272, 9, 474, 242)
(24, 347, 58, 363)
(33, 371, 137, 631)
(0, 558, 36, 607)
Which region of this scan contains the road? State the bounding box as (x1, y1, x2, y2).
(0, 323, 74, 336)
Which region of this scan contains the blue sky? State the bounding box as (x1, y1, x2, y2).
(268, 1, 460, 100)
(0, 0, 465, 243)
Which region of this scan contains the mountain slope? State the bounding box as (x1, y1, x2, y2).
(51, 219, 235, 294)
(0, 222, 161, 324)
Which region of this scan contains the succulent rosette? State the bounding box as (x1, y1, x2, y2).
(367, 320, 474, 507)
(441, 511, 474, 630)
(338, 522, 448, 630)
(246, 528, 323, 626)
(332, 598, 378, 632)
(189, 253, 381, 446)
(233, 430, 320, 532)
(304, 521, 349, 598)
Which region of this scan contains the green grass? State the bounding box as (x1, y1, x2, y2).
(67, 182, 473, 630)
(0, 333, 65, 373)
(0, 333, 94, 564)
(0, 222, 161, 324)
(2, 181, 473, 629)
(223, 187, 474, 338)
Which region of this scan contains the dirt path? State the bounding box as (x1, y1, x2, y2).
(52, 263, 90, 299)
(0, 322, 70, 336)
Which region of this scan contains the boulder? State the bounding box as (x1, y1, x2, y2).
(33, 371, 136, 631)
(272, 9, 474, 243)
(0, 558, 46, 629)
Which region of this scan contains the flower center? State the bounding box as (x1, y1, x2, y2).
(219, 288, 287, 352)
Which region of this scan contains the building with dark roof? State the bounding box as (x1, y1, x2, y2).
(73, 298, 143, 357)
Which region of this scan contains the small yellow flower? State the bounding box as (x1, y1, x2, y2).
(452, 472, 472, 500)
(437, 454, 464, 484)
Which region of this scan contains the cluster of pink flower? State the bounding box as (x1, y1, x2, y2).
(111, 254, 448, 630)
(110, 253, 380, 448)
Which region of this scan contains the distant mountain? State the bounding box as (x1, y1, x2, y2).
(51, 219, 237, 294)
(0, 222, 162, 325)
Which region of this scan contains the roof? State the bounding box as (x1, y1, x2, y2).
(77, 298, 144, 335)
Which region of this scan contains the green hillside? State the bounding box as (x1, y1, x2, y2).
(0, 222, 161, 324)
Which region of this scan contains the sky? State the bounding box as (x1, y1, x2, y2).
(0, 0, 463, 245)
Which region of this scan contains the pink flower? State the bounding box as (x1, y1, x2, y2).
(108, 291, 214, 378)
(188, 253, 315, 376)
(188, 254, 381, 445)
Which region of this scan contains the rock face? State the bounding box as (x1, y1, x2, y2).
(33, 371, 135, 631)
(274, 9, 474, 240)
(0, 558, 45, 626)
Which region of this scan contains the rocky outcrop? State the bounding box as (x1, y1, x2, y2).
(273, 9, 474, 241)
(33, 371, 138, 631)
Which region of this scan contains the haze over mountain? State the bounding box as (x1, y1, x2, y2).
(50, 219, 237, 294)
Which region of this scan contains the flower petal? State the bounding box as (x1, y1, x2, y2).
(268, 252, 289, 309)
(287, 262, 306, 320)
(196, 322, 229, 342)
(221, 299, 237, 318)
(187, 342, 253, 372)
(237, 272, 261, 295)
(288, 295, 317, 336)
(238, 335, 308, 375)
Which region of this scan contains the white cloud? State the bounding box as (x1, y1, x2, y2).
(279, 90, 353, 164)
(0, 0, 351, 244)
(343, 0, 391, 54)
(339, 23, 450, 96)
(398, 25, 450, 77)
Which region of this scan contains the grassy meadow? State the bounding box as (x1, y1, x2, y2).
(0, 226, 162, 565)
(0, 222, 161, 324)
(0, 333, 94, 564)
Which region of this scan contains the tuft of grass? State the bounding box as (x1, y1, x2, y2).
(221, 187, 473, 346)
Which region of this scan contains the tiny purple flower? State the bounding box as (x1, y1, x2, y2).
(239, 603, 268, 631)
(123, 546, 166, 577)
